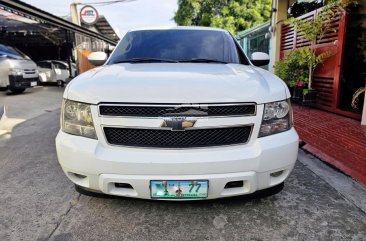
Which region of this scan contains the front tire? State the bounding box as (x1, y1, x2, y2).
(9, 87, 25, 94)
(57, 80, 64, 87)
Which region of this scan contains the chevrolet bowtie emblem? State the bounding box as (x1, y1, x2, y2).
(161, 117, 196, 131)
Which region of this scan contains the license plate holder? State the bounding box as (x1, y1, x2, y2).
(150, 180, 208, 199)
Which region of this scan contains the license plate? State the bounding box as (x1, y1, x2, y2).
(30, 81, 37, 87)
(151, 180, 208, 199)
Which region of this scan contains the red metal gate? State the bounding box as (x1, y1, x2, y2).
(280, 8, 361, 119)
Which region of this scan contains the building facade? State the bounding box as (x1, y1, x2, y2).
(269, 0, 366, 125)
(237, 21, 271, 70)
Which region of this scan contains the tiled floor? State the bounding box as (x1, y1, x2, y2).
(293, 104, 366, 185)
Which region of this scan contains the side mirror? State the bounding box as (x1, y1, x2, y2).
(250, 52, 270, 67)
(88, 52, 108, 66)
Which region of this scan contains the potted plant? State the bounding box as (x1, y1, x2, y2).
(292, 75, 308, 103)
(297, 47, 334, 104)
(274, 47, 333, 104)
(274, 48, 309, 103)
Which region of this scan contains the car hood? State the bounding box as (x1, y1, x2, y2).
(65, 63, 289, 104)
(9, 59, 37, 69)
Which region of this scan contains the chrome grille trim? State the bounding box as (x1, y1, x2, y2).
(98, 103, 257, 118)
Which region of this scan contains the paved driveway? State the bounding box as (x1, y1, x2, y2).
(0, 86, 64, 120)
(0, 88, 365, 241)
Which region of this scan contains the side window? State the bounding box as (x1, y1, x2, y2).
(54, 63, 67, 70)
(37, 62, 52, 69)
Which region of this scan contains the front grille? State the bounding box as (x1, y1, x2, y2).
(99, 104, 256, 117)
(103, 126, 252, 148)
(24, 69, 36, 74)
(9, 76, 38, 88)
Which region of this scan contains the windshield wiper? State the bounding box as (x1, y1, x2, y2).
(178, 58, 228, 64)
(114, 58, 178, 63)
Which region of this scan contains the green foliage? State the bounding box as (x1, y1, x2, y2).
(282, 0, 349, 90)
(274, 48, 309, 88)
(298, 47, 334, 70)
(274, 47, 333, 88)
(174, 0, 272, 35)
(285, 0, 355, 41)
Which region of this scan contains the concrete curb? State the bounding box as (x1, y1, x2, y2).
(298, 149, 366, 213)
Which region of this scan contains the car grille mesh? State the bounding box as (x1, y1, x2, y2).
(99, 104, 256, 117)
(104, 126, 252, 148)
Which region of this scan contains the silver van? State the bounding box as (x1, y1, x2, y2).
(0, 44, 38, 94)
(37, 60, 77, 87)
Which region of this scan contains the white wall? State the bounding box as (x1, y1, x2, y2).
(360, 0, 366, 125)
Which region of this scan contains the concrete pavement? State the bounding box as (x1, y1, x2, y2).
(0, 86, 63, 140)
(0, 88, 365, 241)
(0, 86, 64, 120)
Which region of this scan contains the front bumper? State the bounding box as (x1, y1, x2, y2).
(56, 128, 299, 200)
(9, 75, 38, 89)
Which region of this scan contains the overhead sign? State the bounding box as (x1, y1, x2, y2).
(80, 5, 99, 25)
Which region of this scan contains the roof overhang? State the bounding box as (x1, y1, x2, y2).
(0, 0, 117, 45)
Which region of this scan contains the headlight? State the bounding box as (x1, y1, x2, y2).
(61, 99, 97, 139)
(9, 68, 23, 76)
(258, 99, 292, 138)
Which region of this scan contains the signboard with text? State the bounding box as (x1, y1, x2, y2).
(80, 5, 99, 25)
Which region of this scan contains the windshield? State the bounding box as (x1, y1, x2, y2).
(108, 29, 247, 64)
(0, 44, 31, 60)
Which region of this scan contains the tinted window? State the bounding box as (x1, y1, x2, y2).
(37, 62, 52, 69)
(53, 62, 67, 70)
(108, 29, 247, 64)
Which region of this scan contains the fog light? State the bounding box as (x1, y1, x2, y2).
(270, 170, 284, 177)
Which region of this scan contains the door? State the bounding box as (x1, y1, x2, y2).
(37, 62, 55, 83)
(53, 62, 69, 82)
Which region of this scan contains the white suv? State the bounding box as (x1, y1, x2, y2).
(56, 27, 298, 200)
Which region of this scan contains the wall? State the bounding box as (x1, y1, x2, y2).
(270, 0, 288, 69)
(237, 22, 271, 70)
(361, 0, 366, 125)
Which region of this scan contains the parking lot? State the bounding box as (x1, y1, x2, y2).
(0, 87, 366, 241)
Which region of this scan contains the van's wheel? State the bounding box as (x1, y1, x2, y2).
(37, 77, 43, 86)
(57, 80, 64, 87)
(9, 87, 25, 94)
